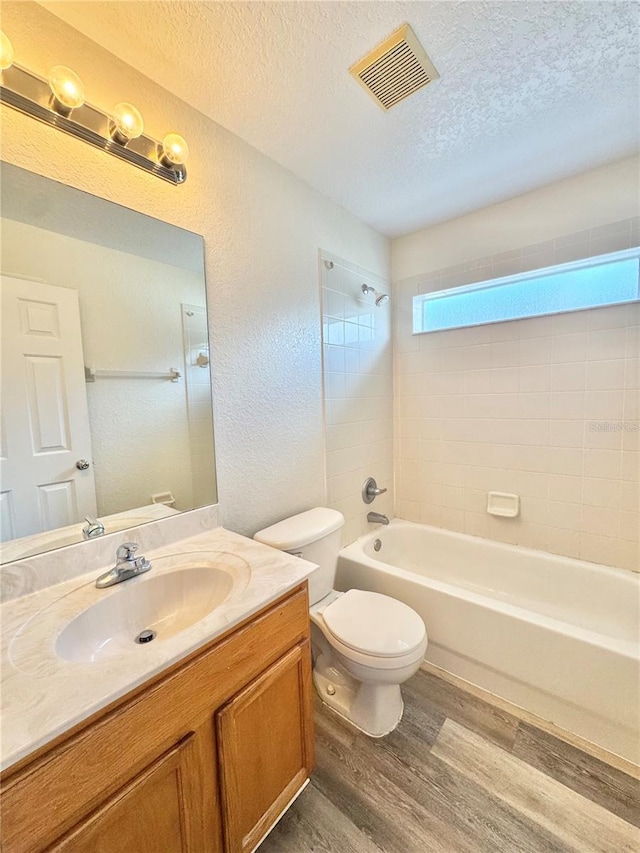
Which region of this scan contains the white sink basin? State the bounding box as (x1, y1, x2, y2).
(10, 551, 251, 669)
(57, 566, 234, 663)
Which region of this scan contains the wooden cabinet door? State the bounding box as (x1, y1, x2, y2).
(49, 734, 204, 853)
(216, 642, 315, 853)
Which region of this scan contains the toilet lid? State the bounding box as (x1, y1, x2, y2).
(322, 590, 426, 658)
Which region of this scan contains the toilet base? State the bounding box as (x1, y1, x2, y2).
(313, 666, 404, 738)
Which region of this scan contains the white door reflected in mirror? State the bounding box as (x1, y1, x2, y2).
(0, 275, 97, 541)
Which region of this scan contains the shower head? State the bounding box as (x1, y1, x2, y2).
(361, 283, 389, 307)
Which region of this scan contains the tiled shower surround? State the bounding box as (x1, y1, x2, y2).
(394, 220, 639, 572)
(321, 255, 393, 546)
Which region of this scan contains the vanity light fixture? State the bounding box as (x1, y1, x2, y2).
(0, 30, 14, 70)
(111, 102, 144, 143)
(0, 32, 188, 184)
(160, 132, 189, 167)
(48, 65, 85, 115)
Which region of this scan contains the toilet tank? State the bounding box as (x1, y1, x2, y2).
(253, 508, 344, 606)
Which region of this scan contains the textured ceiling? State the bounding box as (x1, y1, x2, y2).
(38, 1, 640, 237)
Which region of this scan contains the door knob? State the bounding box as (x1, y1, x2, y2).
(76, 459, 91, 470)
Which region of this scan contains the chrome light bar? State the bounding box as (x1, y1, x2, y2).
(0, 64, 187, 185)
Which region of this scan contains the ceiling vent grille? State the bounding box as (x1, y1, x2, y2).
(350, 24, 439, 111)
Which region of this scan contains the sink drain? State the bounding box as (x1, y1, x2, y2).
(135, 629, 156, 644)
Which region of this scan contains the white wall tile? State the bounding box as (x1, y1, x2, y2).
(581, 504, 620, 537)
(588, 328, 628, 360)
(552, 363, 586, 391)
(518, 471, 549, 498)
(588, 303, 635, 330)
(518, 393, 550, 419)
(520, 364, 552, 392)
(547, 527, 581, 559)
(617, 539, 639, 572)
(582, 450, 622, 480)
(549, 474, 583, 503)
(323, 255, 393, 545)
(441, 507, 465, 532)
(584, 423, 623, 451)
(550, 391, 584, 420)
(551, 311, 589, 335)
(584, 390, 624, 420)
(580, 532, 618, 565)
(620, 451, 638, 481)
(623, 389, 640, 418)
(619, 480, 639, 512)
(619, 511, 639, 542)
(552, 332, 587, 363)
(464, 511, 491, 538)
(549, 420, 584, 448)
(582, 477, 620, 508)
(394, 219, 638, 570)
(491, 341, 520, 367)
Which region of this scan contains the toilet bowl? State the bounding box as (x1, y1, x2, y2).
(254, 508, 427, 737)
(310, 588, 427, 736)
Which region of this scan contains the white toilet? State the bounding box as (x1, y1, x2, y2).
(254, 507, 427, 737)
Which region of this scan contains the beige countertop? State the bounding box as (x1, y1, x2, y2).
(1, 526, 317, 771)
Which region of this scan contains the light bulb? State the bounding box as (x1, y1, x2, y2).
(0, 31, 14, 70)
(160, 133, 189, 167)
(48, 65, 85, 114)
(111, 102, 144, 143)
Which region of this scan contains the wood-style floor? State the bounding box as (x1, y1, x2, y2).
(259, 668, 640, 853)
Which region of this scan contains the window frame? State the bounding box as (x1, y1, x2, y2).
(412, 247, 640, 335)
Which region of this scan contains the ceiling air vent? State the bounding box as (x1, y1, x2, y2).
(350, 24, 439, 111)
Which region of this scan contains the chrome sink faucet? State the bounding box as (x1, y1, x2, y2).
(367, 512, 390, 525)
(95, 543, 152, 589)
(82, 516, 105, 539)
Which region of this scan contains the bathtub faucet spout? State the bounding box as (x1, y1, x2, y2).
(367, 511, 389, 525)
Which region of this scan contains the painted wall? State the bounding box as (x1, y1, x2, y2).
(1, 2, 390, 537)
(2, 218, 211, 516)
(393, 180, 639, 571)
(392, 156, 640, 281)
(321, 255, 393, 546)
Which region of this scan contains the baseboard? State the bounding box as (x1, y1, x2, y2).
(421, 661, 640, 780)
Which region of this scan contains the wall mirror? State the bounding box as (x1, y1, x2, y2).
(0, 163, 216, 564)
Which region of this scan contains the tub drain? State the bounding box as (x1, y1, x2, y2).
(373, 538, 382, 552)
(135, 629, 156, 644)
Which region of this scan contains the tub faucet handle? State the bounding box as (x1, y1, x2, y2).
(363, 477, 387, 504)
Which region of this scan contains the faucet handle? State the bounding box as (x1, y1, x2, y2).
(362, 477, 388, 504)
(116, 542, 138, 562)
(82, 515, 105, 540)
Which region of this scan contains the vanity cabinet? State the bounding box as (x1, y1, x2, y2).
(48, 734, 203, 853)
(0, 584, 314, 853)
(217, 643, 313, 853)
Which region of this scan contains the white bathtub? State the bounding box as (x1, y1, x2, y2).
(337, 520, 640, 764)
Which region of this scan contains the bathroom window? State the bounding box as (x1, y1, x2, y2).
(413, 248, 640, 334)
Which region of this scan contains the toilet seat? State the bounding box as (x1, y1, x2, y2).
(319, 589, 426, 662)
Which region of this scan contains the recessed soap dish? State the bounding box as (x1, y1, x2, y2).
(487, 492, 520, 518)
(151, 491, 176, 507)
